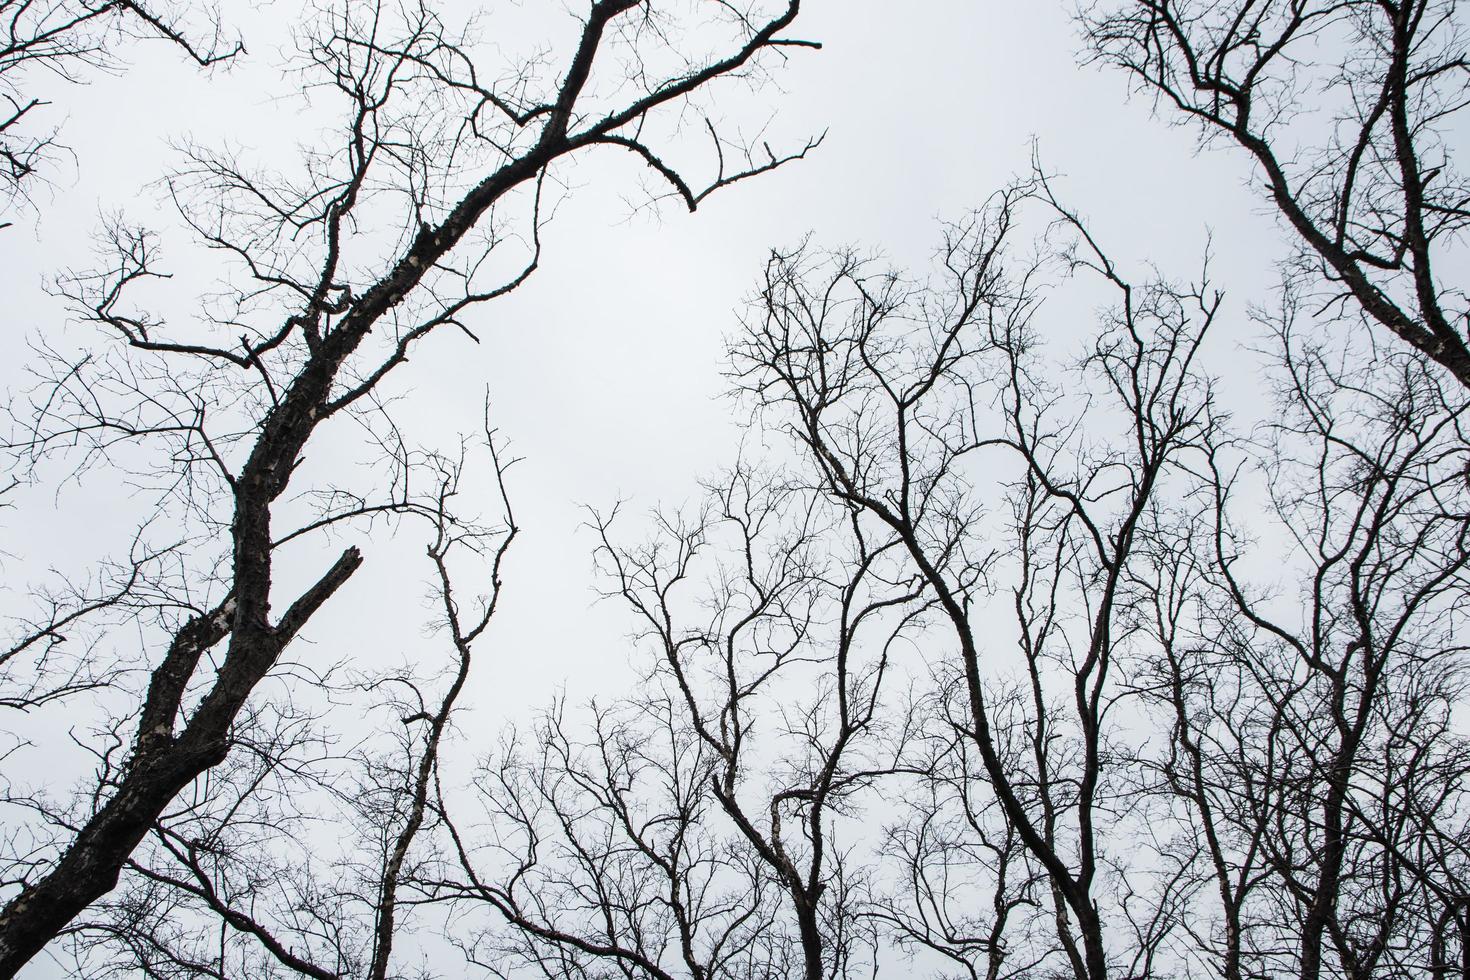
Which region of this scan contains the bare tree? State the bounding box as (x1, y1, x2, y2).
(426, 466, 925, 979)
(1127, 299, 1470, 980)
(731, 179, 1223, 980)
(1082, 0, 1470, 390)
(727, 167, 1470, 980)
(865, 678, 1054, 980)
(0, 0, 820, 973)
(52, 418, 517, 980)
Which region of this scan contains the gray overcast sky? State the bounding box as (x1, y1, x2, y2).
(1, 5, 1288, 972)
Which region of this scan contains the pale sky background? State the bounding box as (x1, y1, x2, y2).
(0, 2, 1286, 974)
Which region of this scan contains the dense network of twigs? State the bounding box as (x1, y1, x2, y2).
(1, 1, 1468, 979)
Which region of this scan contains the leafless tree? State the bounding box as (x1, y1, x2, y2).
(1126, 300, 1470, 980)
(46, 419, 516, 980)
(1082, 0, 1470, 390)
(720, 164, 1470, 980)
(424, 466, 926, 979)
(0, 0, 820, 973)
(731, 178, 1223, 980)
(864, 678, 1054, 980)
(67, 420, 517, 980)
